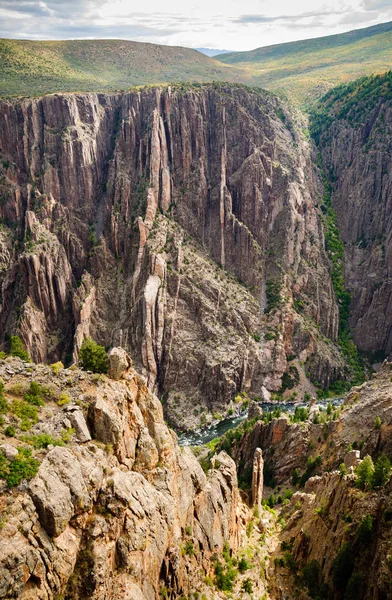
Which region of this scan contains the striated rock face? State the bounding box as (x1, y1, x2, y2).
(0, 356, 240, 600)
(315, 77, 392, 357)
(0, 85, 346, 425)
(251, 447, 264, 507)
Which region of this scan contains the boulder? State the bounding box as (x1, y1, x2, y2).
(68, 409, 91, 443)
(108, 347, 132, 380)
(344, 450, 361, 469)
(0, 444, 18, 461)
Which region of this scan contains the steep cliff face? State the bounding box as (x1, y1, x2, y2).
(313, 72, 392, 358)
(0, 354, 241, 600)
(0, 85, 346, 425)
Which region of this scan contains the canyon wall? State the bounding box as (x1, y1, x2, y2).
(315, 74, 392, 358)
(0, 85, 346, 425)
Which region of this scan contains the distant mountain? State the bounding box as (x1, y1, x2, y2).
(216, 21, 392, 107)
(0, 38, 248, 98)
(196, 47, 236, 57)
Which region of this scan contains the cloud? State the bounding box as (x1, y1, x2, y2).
(234, 8, 345, 25)
(361, 0, 392, 9)
(339, 11, 380, 24)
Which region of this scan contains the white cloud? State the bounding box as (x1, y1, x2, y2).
(0, 0, 391, 50)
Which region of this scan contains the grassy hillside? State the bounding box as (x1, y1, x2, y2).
(0, 38, 249, 98)
(310, 70, 392, 142)
(217, 21, 392, 107)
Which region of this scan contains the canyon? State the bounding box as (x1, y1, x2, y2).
(0, 68, 392, 599)
(0, 84, 348, 428)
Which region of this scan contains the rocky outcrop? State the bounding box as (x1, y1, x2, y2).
(0, 355, 241, 599)
(251, 447, 264, 507)
(0, 85, 347, 425)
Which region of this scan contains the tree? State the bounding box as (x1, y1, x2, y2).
(79, 338, 108, 374)
(332, 543, 354, 590)
(241, 579, 253, 594)
(355, 455, 374, 490)
(356, 515, 373, 544)
(372, 455, 392, 488)
(10, 336, 30, 361)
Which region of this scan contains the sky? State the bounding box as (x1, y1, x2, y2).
(0, 0, 392, 51)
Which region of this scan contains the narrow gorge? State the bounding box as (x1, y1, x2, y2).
(0, 84, 348, 428)
(1, 75, 392, 600)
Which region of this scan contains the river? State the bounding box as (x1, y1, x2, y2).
(178, 398, 344, 446)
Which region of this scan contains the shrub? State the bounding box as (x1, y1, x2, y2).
(242, 578, 253, 593)
(4, 425, 15, 437)
(344, 572, 364, 600)
(374, 416, 382, 429)
(79, 338, 108, 374)
(214, 561, 237, 591)
(292, 406, 309, 423)
(11, 399, 38, 425)
(372, 455, 392, 488)
(10, 336, 30, 361)
(284, 552, 297, 573)
(332, 543, 354, 590)
(238, 557, 251, 573)
(355, 455, 374, 490)
(292, 468, 300, 486)
(22, 433, 65, 449)
(0, 381, 8, 414)
(0, 447, 39, 487)
(356, 514, 373, 545)
(302, 559, 322, 599)
(50, 361, 64, 375)
(24, 381, 44, 406)
(57, 392, 71, 406)
(300, 455, 322, 487)
(265, 279, 282, 313)
(184, 540, 194, 556)
(339, 463, 348, 478)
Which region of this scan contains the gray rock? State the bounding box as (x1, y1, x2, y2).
(0, 444, 18, 461)
(88, 396, 122, 445)
(248, 401, 263, 419)
(68, 409, 91, 443)
(29, 446, 91, 537)
(108, 347, 132, 380)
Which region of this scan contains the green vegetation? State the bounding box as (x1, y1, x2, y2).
(355, 454, 392, 489)
(79, 338, 108, 374)
(355, 455, 374, 489)
(9, 336, 29, 361)
(356, 514, 373, 545)
(292, 406, 309, 423)
(21, 432, 66, 449)
(0, 38, 248, 98)
(297, 455, 322, 487)
(217, 21, 392, 107)
(0, 446, 39, 487)
(11, 399, 38, 430)
(332, 543, 354, 591)
(265, 279, 282, 313)
(315, 161, 365, 391)
(311, 70, 392, 143)
(213, 559, 237, 592)
(241, 578, 253, 593)
(372, 455, 392, 488)
(24, 381, 45, 406)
